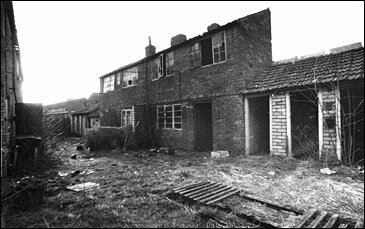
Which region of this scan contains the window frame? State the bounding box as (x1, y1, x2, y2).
(103, 75, 115, 93)
(122, 66, 138, 88)
(156, 104, 182, 130)
(189, 42, 201, 69)
(165, 51, 174, 76)
(121, 108, 134, 128)
(212, 31, 227, 64)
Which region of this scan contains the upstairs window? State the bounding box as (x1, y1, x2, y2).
(151, 58, 159, 81)
(212, 31, 226, 63)
(157, 54, 165, 78)
(157, 104, 182, 130)
(201, 31, 226, 66)
(122, 66, 138, 88)
(165, 52, 174, 76)
(189, 43, 200, 68)
(103, 75, 114, 92)
(121, 109, 133, 127)
(116, 72, 122, 85)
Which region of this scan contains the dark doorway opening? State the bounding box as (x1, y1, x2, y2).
(340, 80, 364, 166)
(194, 101, 213, 151)
(290, 90, 318, 159)
(247, 96, 269, 155)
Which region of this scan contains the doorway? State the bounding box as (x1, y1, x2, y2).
(194, 101, 213, 151)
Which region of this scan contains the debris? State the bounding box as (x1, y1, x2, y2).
(159, 147, 175, 155)
(70, 170, 81, 178)
(211, 150, 229, 159)
(320, 168, 337, 175)
(66, 182, 100, 192)
(58, 172, 68, 177)
(268, 171, 276, 176)
(76, 145, 84, 150)
(111, 163, 118, 166)
(71, 154, 77, 159)
(67, 213, 76, 219)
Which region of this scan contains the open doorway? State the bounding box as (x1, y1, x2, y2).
(194, 101, 213, 151)
(247, 96, 269, 155)
(290, 90, 318, 159)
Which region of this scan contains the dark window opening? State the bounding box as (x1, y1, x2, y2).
(201, 37, 213, 66)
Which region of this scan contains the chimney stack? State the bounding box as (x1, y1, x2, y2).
(207, 23, 220, 31)
(171, 34, 187, 47)
(145, 36, 156, 57)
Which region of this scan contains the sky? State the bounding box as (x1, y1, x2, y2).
(12, 1, 364, 105)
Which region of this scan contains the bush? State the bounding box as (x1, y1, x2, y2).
(84, 126, 137, 152)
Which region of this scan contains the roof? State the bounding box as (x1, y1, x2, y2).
(245, 47, 364, 94)
(99, 8, 270, 79)
(72, 93, 101, 115)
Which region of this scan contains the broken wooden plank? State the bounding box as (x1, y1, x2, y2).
(178, 182, 216, 195)
(206, 189, 241, 205)
(294, 209, 317, 228)
(66, 182, 99, 192)
(238, 192, 303, 214)
(194, 186, 232, 202)
(184, 183, 223, 198)
(188, 184, 227, 199)
(173, 181, 210, 192)
(308, 211, 327, 228)
(338, 223, 348, 228)
(323, 214, 339, 228)
(355, 218, 363, 228)
(199, 187, 237, 204)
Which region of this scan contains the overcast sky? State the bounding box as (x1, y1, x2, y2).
(13, 1, 364, 105)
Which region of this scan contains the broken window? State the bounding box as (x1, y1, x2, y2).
(122, 66, 138, 88)
(157, 54, 165, 78)
(212, 31, 226, 63)
(103, 75, 114, 92)
(156, 104, 182, 130)
(201, 37, 213, 66)
(201, 31, 226, 66)
(189, 43, 200, 68)
(121, 109, 133, 127)
(165, 52, 174, 76)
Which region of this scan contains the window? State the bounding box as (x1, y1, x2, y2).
(121, 109, 133, 127)
(103, 75, 114, 92)
(157, 54, 164, 77)
(189, 43, 200, 68)
(116, 72, 122, 85)
(122, 66, 138, 88)
(201, 31, 226, 66)
(157, 104, 182, 129)
(151, 58, 159, 81)
(165, 52, 174, 76)
(212, 31, 226, 63)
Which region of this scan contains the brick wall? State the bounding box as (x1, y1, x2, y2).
(15, 103, 43, 137)
(99, 9, 272, 153)
(271, 94, 288, 156)
(320, 88, 339, 161)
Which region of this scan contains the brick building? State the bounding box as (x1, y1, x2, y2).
(1, 1, 24, 177)
(99, 9, 272, 153)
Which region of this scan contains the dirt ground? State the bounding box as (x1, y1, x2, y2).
(3, 137, 364, 228)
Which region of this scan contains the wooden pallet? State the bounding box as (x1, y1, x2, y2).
(173, 181, 240, 205)
(294, 209, 364, 228)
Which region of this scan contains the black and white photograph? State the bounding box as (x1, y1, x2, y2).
(1, 1, 364, 228)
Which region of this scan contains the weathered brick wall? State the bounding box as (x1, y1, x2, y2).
(271, 94, 287, 156)
(212, 95, 245, 153)
(320, 89, 339, 161)
(15, 103, 43, 137)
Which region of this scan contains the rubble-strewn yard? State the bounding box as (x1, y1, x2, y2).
(2, 137, 364, 228)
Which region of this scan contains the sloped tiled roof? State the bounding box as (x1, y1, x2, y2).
(245, 47, 364, 94)
(72, 93, 101, 115)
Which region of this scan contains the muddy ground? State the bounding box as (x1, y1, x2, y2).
(3, 137, 364, 228)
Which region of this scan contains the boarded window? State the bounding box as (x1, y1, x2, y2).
(189, 43, 200, 68)
(122, 66, 138, 88)
(158, 54, 165, 77)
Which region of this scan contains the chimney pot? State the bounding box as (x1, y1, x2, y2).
(207, 23, 220, 31)
(145, 36, 156, 57)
